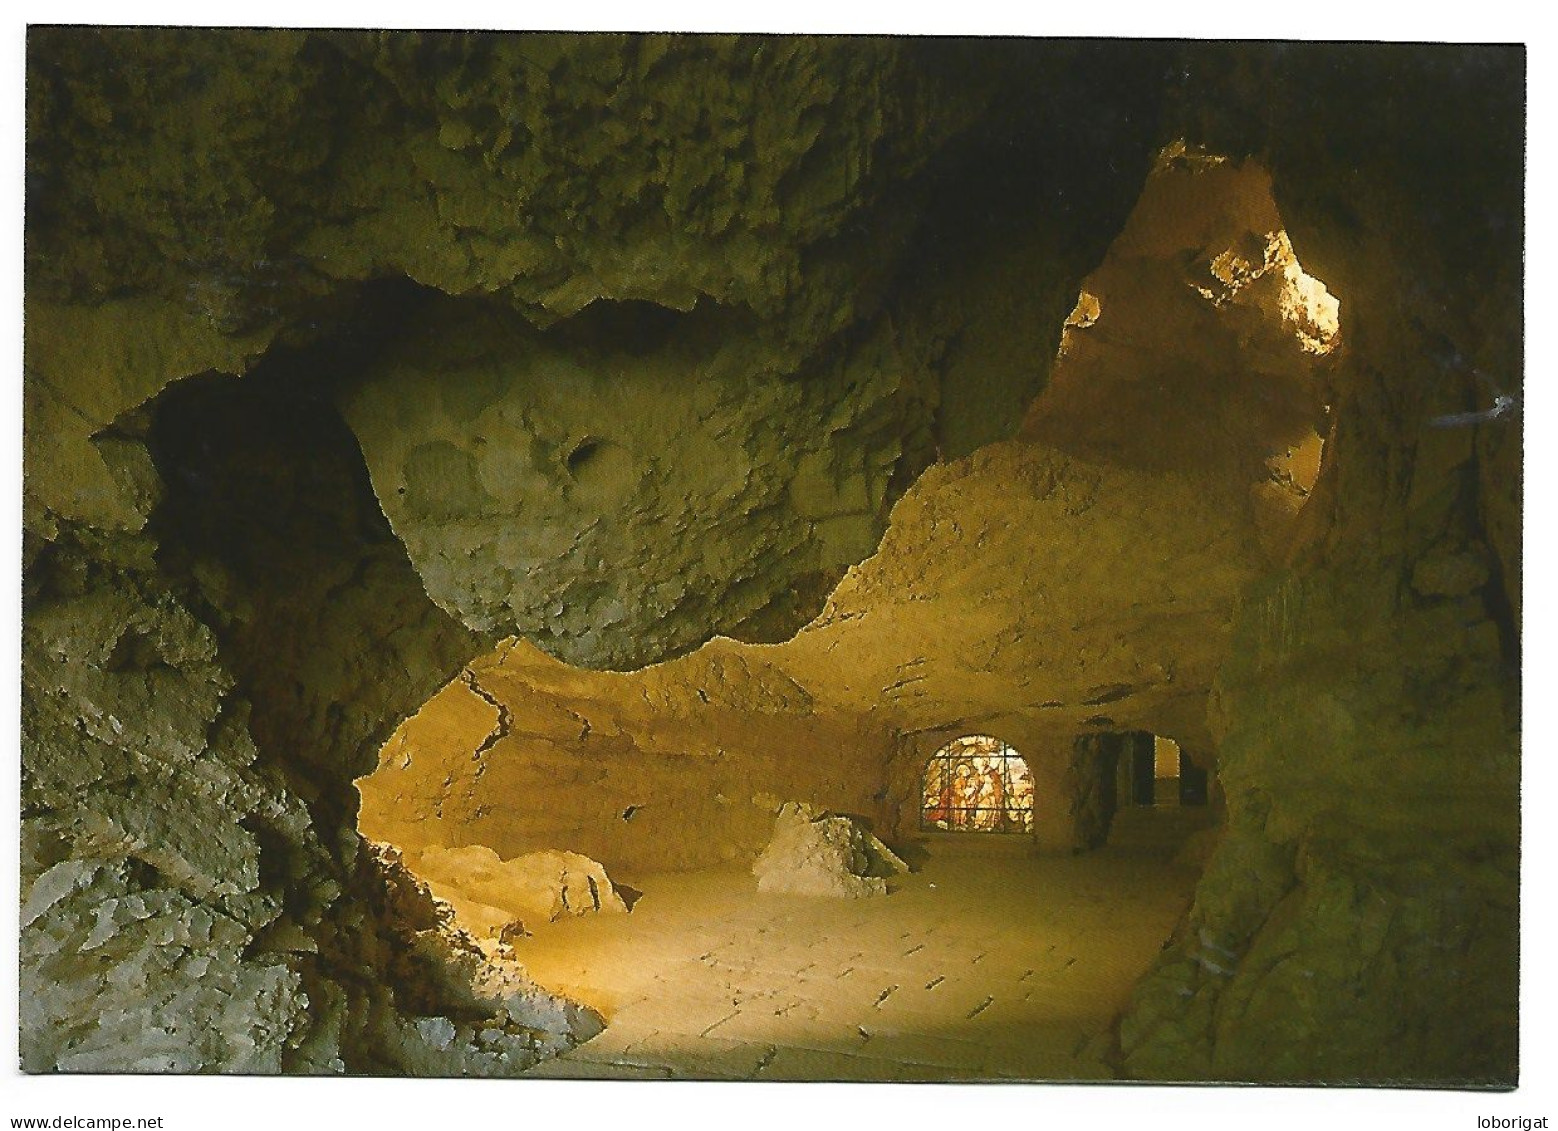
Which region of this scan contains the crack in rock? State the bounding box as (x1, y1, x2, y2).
(460, 669, 512, 762)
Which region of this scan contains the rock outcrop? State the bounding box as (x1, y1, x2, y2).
(20, 366, 556, 1075)
(337, 296, 931, 666)
(405, 844, 629, 939)
(1111, 43, 1521, 1087)
(752, 802, 908, 898)
(357, 845, 607, 1072)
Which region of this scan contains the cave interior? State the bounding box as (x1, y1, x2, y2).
(20, 30, 1523, 1087)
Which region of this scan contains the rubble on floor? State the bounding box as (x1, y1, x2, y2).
(404, 843, 630, 939)
(752, 802, 908, 898)
(366, 844, 605, 1073)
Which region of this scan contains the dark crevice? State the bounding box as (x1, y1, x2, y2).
(461, 669, 513, 761)
(140, 289, 486, 850)
(888, 41, 1173, 460)
(564, 437, 602, 475)
(547, 296, 698, 357)
(1481, 549, 1521, 673)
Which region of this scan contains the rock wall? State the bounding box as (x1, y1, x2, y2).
(20, 368, 601, 1074)
(1115, 43, 1522, 1087)
(359, 640, 898, 875)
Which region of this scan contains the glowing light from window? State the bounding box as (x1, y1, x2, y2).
(921, 735, 1035, 834)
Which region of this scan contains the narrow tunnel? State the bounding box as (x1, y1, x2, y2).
(20, 30, 1522, 1095)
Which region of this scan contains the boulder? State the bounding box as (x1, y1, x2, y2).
(752, 802, 906, 898)
(407, 845, 628, 939)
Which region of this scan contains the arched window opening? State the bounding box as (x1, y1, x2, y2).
(921, 735, 1035, 834)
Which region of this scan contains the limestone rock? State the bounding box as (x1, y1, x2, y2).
(408, 844, 629, 937)
(17, 372, 590, 1077)
(358, 843, 606, 1073)
(357, 640, 901, 875)
(20, 31, 1522, 1088)
(1021, 143, 1337, 557)
(1114, 44, 1521, 1087)
(339, 299, 924, 668)
(752, 802, 906, 898)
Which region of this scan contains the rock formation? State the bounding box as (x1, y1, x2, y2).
(1110, 44, 1522, 1086)
(21, 31, 1520, 1087)
(405, 844, 629, 939)
(752, 802, 908, 898)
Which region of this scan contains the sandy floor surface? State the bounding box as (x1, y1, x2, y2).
(513, 805, 1211, 1081)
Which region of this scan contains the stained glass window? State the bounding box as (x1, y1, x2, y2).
(921, 735, 1035, 834)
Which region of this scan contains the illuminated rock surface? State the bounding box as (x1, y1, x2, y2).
(751, 802, 907, 898)
(21, 32, 1520, 1085)
(406, 844, 629, 938)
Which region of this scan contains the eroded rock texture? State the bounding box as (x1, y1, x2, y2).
(20, 370, 598, 1074)
(1115, 44, 1522, 1087)
(752, 802, 908, 899)
(339, 296, 928, 665)
(1022, 145, 1339, 553)
(357, 140, 1335, 868)
(22, 30, 1520, 1087)
(27, 31, 1166, 667)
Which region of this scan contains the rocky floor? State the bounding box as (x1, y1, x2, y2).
(516, 806, 1210, 1081)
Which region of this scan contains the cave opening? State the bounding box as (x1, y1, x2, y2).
(1118, 734, 1211, 810)
(339, 138, 1357, 1082)
(20, 31, 1521, 1093)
